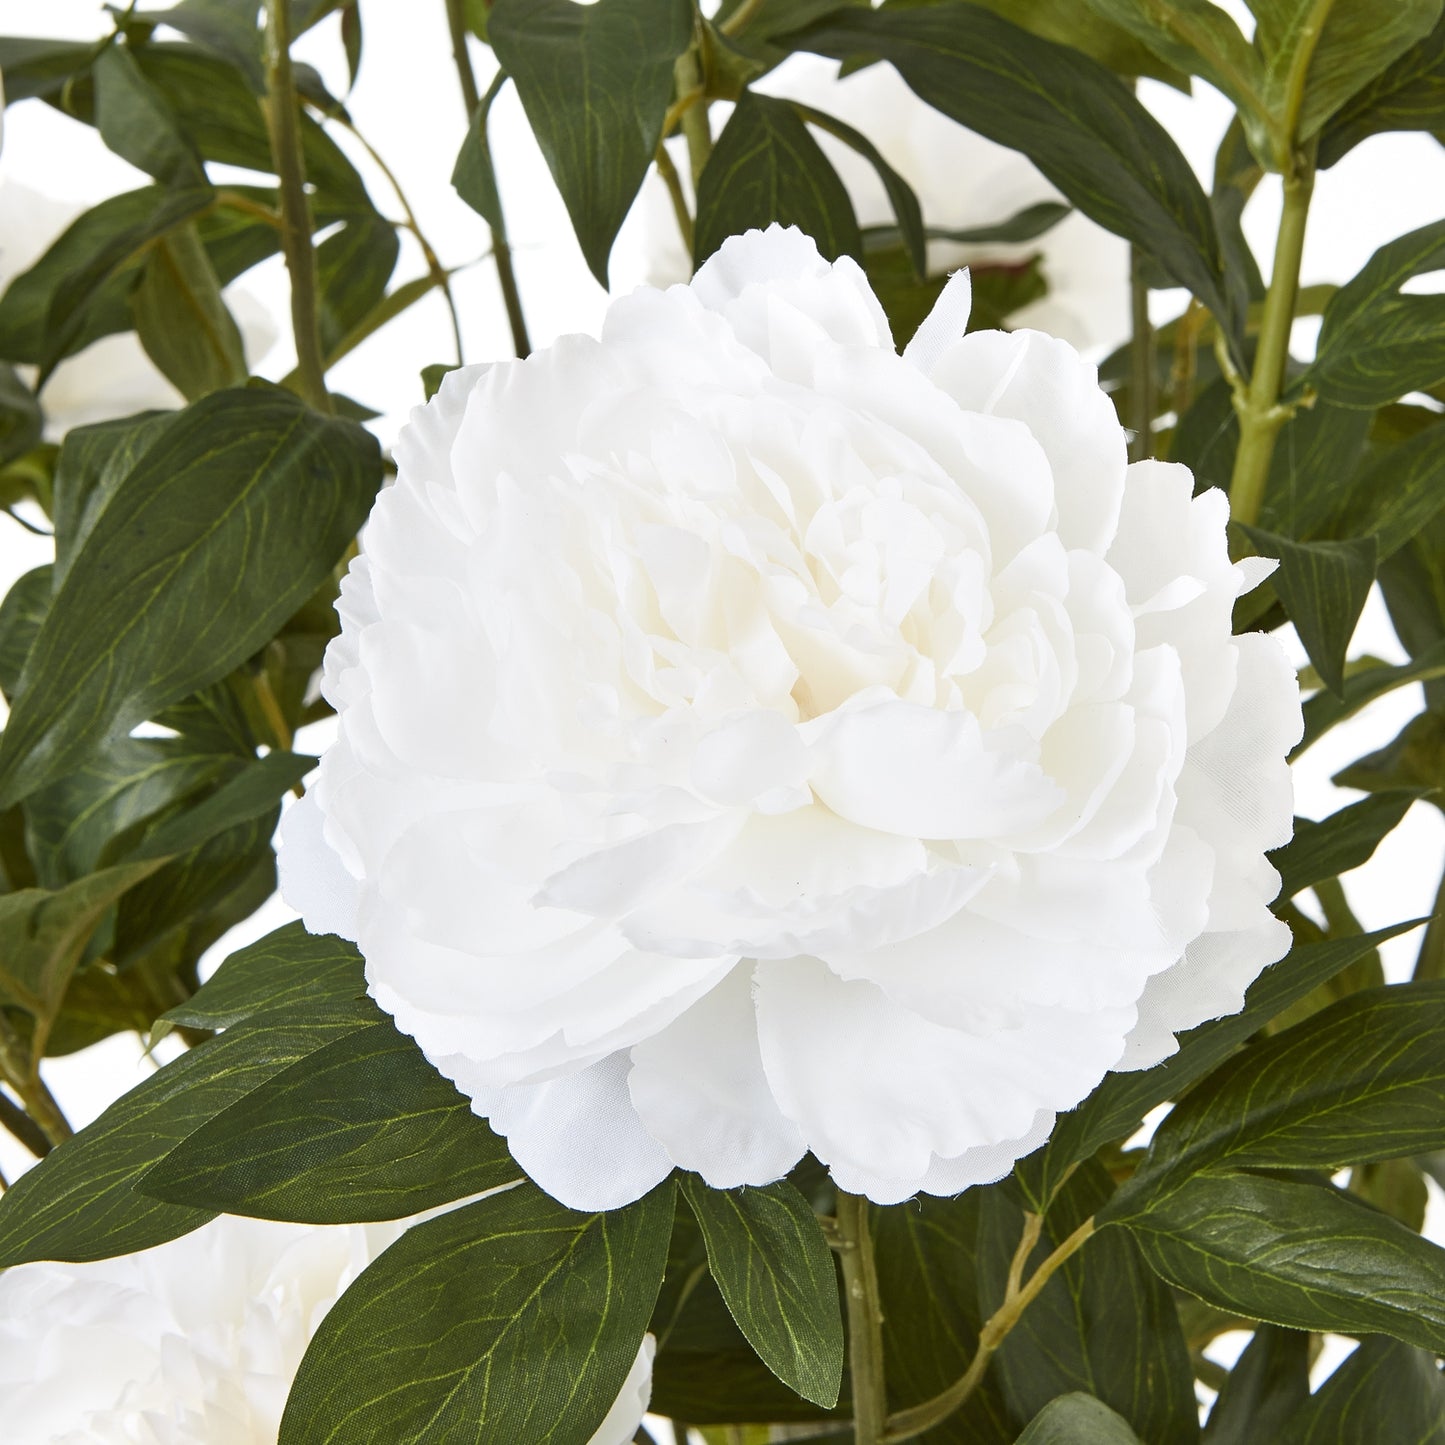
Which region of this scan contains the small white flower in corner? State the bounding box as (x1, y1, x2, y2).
(281, 225, 1302, 1211)
(0, 1213, 654, 1444)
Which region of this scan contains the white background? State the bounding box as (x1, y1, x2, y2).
(0, 0, 1443, 1401)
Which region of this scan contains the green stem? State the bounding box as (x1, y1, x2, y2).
(263, 0, 331, 413)
(836, 1192, 887, 1445)
(883, 1215, 1096, 1443)
(655, 142, 694, 258)
(444, 0, 531, 358)
(0, 1013, 72, 1150)
(1413, 865, 1445, 983)
(1228, 154, 1314, 526)
(674, 45, 712, 188)
(0, 1087, 55, 1159)
(1128, 246, 1155, 464)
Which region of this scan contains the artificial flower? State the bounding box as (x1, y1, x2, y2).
(282, 225, 1300, 1210)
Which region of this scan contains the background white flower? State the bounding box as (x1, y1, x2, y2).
(0, 178, 275, 439)
(282, 225, 1300, 1212)
(0, 1212, 654, 1445)
(631, 54, 1130, 352)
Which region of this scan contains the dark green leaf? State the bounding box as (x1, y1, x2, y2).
(1297, 640, 1445, 755)
(0, 363, 42, 465)
(136, 0, 267, 92)
(420, 362, 460, 402)
(790, 101, 924, 277)
(0, 859, 166, 1022)
(1325, 425, 1445, 565)
(1015, 1394, 1144, 1445)
(1113, 1170, 1445, 1352)
(784, 2, 1242, 349)
(0, 186, 214, 373)
(489, 0, 693, 286)
(51, 411, 175, 587)
(1276, 1336, 1445, 1444)
(909, 201, 1072, 248)
(1255, 401, 1372, 541)
(680, 1177, 843, 1408)
(160, 921, 365, 1034)
(871, 1191, 1014, 1443)
(1319, 11, 1445, 167)
(0, 36, 95, 103)
(315, 215, 399, 356)
(92, 43, 206, 188)
(1305, 217, 1445, 409)
(129, 750, 311, 861)
(0, 564, 53, 701)
(141, 1019, 520, 1222)
(0, 386, 381, 807)
(1272, 791, 1419, 900)
(132, 220, 249, 400)
(451, 72, 506, 231)
(1114, 983, 1445, 1205)
(695, 91, 862, 268)
(1026, 923, 1426, 1204)
(1238, 527, 1376, 696)
(1253, 0, 1443, 146)
(1332, 710, 1445, 797)
(979, 1163, 1198, 1445)
(280, 1181, 674, 1444)
(0, 996, 376, 1264)
(1203, 1326, 1311, 1445)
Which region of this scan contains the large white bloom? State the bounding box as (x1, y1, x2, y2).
(0, 1212, 654, 1444)
(630, 55, 1130, 352)
(0, 179, 274, 438)
(282, 225, 1300, 1211)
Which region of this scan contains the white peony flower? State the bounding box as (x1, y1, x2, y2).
(629, 55, 1130, 352)
(0, 179, 275, 439)
(281, 225, 1301, 1211)
(0, 1211, 654, 1445)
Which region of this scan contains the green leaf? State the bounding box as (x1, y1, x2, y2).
(0, 859, 167, 1023)
(1078, 0, 1264, 132)
(1332, 710, 1445, 798)
(92, 43, 207, 188)
(1114, 983, 1445, 1205)
(134, 0, 267, 92)
(0, 386, 381, 807)
(420, 362, 460, 402)
(51, 411, 176, 587)
(1305, 217, 1445, 409)
(784, 2, 1242, 349)
(451, 72, 506, 231)
(132, 220, 249, 400)
(905, 200, 1072, 248)
(315, 215, 399, 357)
(790, 101, 924, 277)
(0, 186, 214, 374)
(1015, 1394, 1144, 1445)
(694, 91, 862, 268)
(1297, 640, 1445, 755)
(0, 996, 376, 1265)
(979, 1163, 1199, 1445)
(1025, 923, 1427, 1204)
(1252, 0, 1443, 146)
(680, 1176, 843, 1408)
(0, 564, 53, 701)
(1111, 1170, 1445, 1353)
(0, 36, 96, 103)
(160, 921, 365, 1035)
(1202, 1326, 1310, 1445)
(1254, 400, 1372, 541)
(279, 1181, 675, 1444)
(1319, 11, 1445, 167)
(871, 1190, 1015, 1443)
(141, 1019, 520, 1223)
(1277, 1336, 1445, 1444)
(489, 0, 694, 286)
(1272, 791, 1420, 900)
(1325, 425, 1445, 565)
(0, 363, 42, 466)
(1238, 527, 1376, 696)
